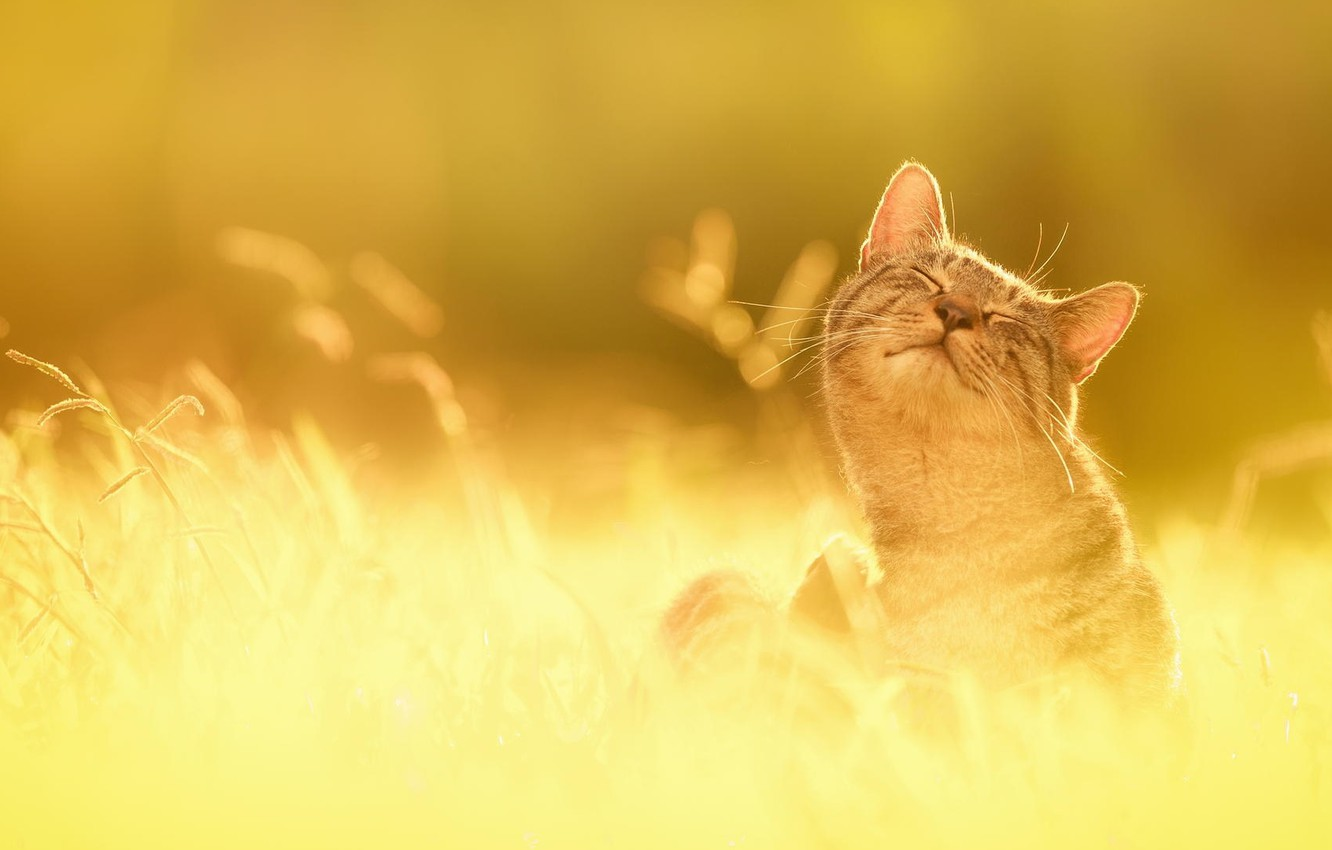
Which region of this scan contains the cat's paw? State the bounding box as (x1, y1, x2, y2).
(788, 534, 874, 634)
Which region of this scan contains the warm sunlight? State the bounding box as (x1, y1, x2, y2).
(2, 2, 1330, 848)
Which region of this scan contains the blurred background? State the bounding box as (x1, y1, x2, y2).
(2, 0, 1330, 529)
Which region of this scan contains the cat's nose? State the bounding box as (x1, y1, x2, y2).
(934, 295, 977, 333)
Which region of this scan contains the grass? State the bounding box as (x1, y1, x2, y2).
(1, 226, 1330, 848)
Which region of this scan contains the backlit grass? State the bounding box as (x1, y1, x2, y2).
(0, 343, 1328, 849)
(3, 218, 1331, 847)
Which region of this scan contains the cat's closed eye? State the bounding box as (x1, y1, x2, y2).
(912, 266, 945, 292)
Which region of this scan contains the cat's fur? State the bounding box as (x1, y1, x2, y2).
(660, 162, 1179, 708)
(822, 162, 1178, 703)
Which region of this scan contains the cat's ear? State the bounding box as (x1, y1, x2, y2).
(860, 162, 950, 270)
(1051, 283, 1140, 384)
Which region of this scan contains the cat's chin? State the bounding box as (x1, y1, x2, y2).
(882, 345, 970, 390)
(872, 346, 992, 419)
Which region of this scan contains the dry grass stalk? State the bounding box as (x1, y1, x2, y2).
(1222, 422, 1332, 534)
(134, 428, 211, 475)
(141, 395, 206, 435)
(169, 525, 229, 539)
(6, 349, 239, 630)
(16, 593, 57, 644)
(292, 303, 355, 362)
(640, 212, 837, 391)
(0, 574, 86, 645)
(216, 226, 333, 302)
(6, 349, 87, 397)
(185, 360, 245, 428)
(1313, 311, 1332, 387)
(4, 490, 99, 600)
(368, 352, 467, 437)
(35, 398, 109, 427)
(75, 519, 99, 600)
(97, 467, 151, 504)
(1221, 314, 1332, 534)
(6, 492, 78, 564)
(0, 520, 46, 534)
(350, 251, 445, 338)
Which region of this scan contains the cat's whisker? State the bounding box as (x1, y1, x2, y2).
(793, 355, 830, 382)
(1032, 389, 1077, 438)
(794, 350, 838, 381)
(968, 359, 1026, 481)
(791, 324, 889, 354)
(732, 299, 895, 328)
(1040, 390, 1125, 476)
(987, 367, 1124, 479)
(800, 326, 898, 377)
(755, 315, 817, 335)
(799, 332, 883, 378)
(969, 351, 1028, 474)
(791, 318, 894, 338)
(1030, 268, 1057, 289)
(754, 306, 885, 326)
(727, 300, 890, 339)
(809, 326, 897, 347)
(728, 299, 818, 311)
(1048, 428, 1076, 493)
(751, 339, 828, 384)
(985, 369, 1047, 425)
(1001, 378, 1076, 492)
(786, 325, 892, 347)
(1030, 416, 1076, 494)
(975, 362, 1027, 478)
(758, 304, 896, 348)
(989, 371, 1055, 436)
(987, 371, 1076, 493)
(1027, 222, 1069, 285)
(760, 325, 891, 385)
(1023, 222, 1045, 280)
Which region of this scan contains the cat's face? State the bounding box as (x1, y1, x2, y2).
(825, 247, 1068, 429)
(823, 163, 1138, 438)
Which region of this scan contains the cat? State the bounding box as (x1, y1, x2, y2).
(661, 162, 1180, 709)
(819, 161, 1179, 705)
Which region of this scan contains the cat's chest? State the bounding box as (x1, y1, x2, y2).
(873, 549, 1080, 683)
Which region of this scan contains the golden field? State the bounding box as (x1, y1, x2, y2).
(4, 1, 1332, 846)
(1, 289, 1329, 847)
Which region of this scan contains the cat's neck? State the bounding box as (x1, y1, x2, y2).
(830, 399, 1120, 572)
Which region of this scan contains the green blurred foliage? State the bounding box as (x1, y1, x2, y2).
(1, 0, 1330, 519)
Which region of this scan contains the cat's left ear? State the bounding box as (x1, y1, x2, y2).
(860, 162, 950, 270)
(1051, 283, 1139, 384)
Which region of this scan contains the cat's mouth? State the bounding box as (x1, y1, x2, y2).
(884, 340, 986, 394)
(885, 340, 953, 365)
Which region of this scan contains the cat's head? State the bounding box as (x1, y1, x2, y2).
(822, 162, 1138, 438)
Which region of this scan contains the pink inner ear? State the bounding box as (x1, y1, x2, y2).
(860, 164, 947, 268)
(1062, 285, 1138, 383)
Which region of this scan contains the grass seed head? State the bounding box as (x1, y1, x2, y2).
(6, 349, 87, 397)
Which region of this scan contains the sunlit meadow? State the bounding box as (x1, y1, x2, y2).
(4, 2, 1332, 847)
(1, 218, 1330, 849)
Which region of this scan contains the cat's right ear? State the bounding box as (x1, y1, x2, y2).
(1051, 282, 1140, 384)
(860, 162, 950, 270)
